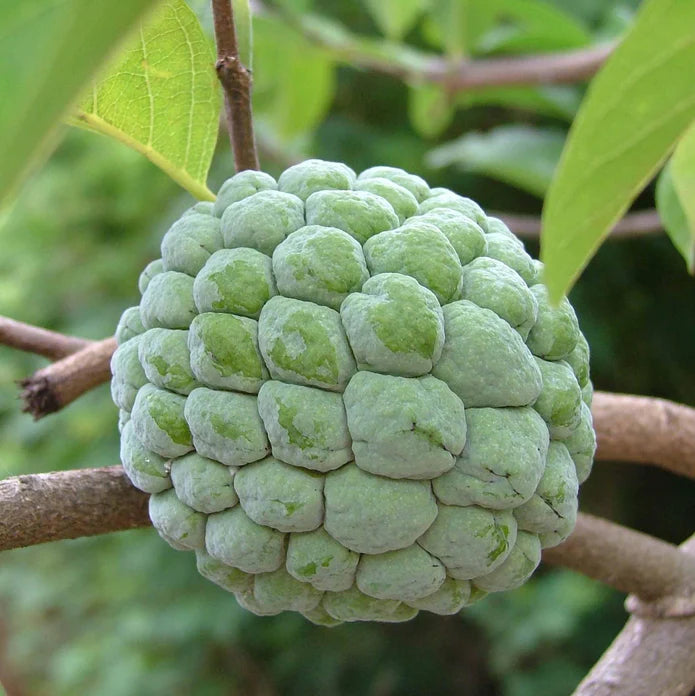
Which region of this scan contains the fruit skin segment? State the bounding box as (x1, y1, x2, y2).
(113, 159, 596, 625)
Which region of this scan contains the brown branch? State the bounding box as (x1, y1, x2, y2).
(495, 209, 663, 240)
(0, 316, 90, 360)
(592, 392, 695, 481)
(212, 0, 259, 171)
(284, 7, 614, 91)
(426, 43, 614, 91)
(571, 535, 695, 696)
(0, 466, 148, 551)
(20, 337, 117, 420)
(542, 514, 695, 601)
(1, 464, 693, 608)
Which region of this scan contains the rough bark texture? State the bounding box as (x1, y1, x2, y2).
(212, 0, 259, 171)
(543, 515, 695, 601)
(0, 316, 90, 360)
(571, 536, 695, 696)
(20, 337, 117, 419)
(0, 466, 148, 551)
(593, 392, 695, 480)
(496, 210, 662, 240)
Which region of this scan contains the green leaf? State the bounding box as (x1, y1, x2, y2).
(72, 0, 220, 202)
(474, 0, 591, 55)
(541, 0, 695, 301)
(253, 16, 335, 141)
(426, 125, 566, 197)
(457, 85, 581, 122)
(424, 0, 488, 58)
(363, 0, 426, 40)
(665, 127, 695, 272)
(408, 83, 455, 139)
(0, 0, 158, 207)
(656, 162, 694, 273)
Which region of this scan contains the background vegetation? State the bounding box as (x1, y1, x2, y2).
(0, 1, 693, 694)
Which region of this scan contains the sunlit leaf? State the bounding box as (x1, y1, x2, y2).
(72, 0, 220, 202)
(541, 0, 695, 301)
(0, 0, 158, 207)
(363, 0, 426, 40)
(659, 155, 695, 273)
(427, 125, 565, 197)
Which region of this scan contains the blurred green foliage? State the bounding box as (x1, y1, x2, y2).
(0, 0, 694, 694)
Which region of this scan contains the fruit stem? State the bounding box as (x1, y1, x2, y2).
(211, 0, 260, 172)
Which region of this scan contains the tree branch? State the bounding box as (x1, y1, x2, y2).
(593, 392, 695, 481)
(20, 337, 117, 420)
(212, 0, 259, 171)
(1, 466, 693, 613)
(0, 316, 90, 360)
(282, 7, 614, 91)
(571, 535, 695, 696)
(495, 210, 663, 240)
(542, 515, 695, 601)
(0, 466, 148, 551)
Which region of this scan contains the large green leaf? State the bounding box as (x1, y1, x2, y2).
(72, 0, 220, 201)
(426, 125, 566, 197)
(253, 16, 336, 141)
(363, 0, 426, 41)
(656, 161, 694, 273)
(664, 125, 695, 272)
(541, 0, 695, 301)
(0, 0, 158, 207)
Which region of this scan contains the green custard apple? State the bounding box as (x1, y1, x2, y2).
(112, 159, 596, 625)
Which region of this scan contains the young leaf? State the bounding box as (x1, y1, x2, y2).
(71, 0, 220, 202)
(426, 125, 566, 197)
(658, 160, 695, 274)
(363, 0, 426, 41)
(541, 0, 695, 302)
(0, 0, 158, 207)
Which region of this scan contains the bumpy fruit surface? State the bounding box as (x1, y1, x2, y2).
(112, 160, 596, 625)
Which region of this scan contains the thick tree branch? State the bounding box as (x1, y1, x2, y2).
(542, 515, 695, 601)
(571, 535, 695, 696)
(592, 392, 695, 481)
(20, 337, 117, 419)
(212, 0, 259, 171)
(0, 466, 148, 551)
(1, 466, 693, 611)
(496, 210, 662, 240)
(0, 316, 90, 360)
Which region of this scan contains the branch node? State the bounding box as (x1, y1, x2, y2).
(626, 592, 695, 619)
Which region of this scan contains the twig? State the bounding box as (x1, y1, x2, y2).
(496, 209, 662, 241)
(542, 514, 695, 601)
(592, 392, 695, 481)
(20, 337, 117, 420)
(0, 466, 148, 551)
(212, 0, 259, 171)
(0, 316, 90, 360)
(571, 535, 695, 696)
(1, 466, 693, 609)
(281, 7, 613, 91)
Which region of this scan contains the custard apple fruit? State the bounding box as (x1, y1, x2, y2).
(112, 159, 596, 625)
